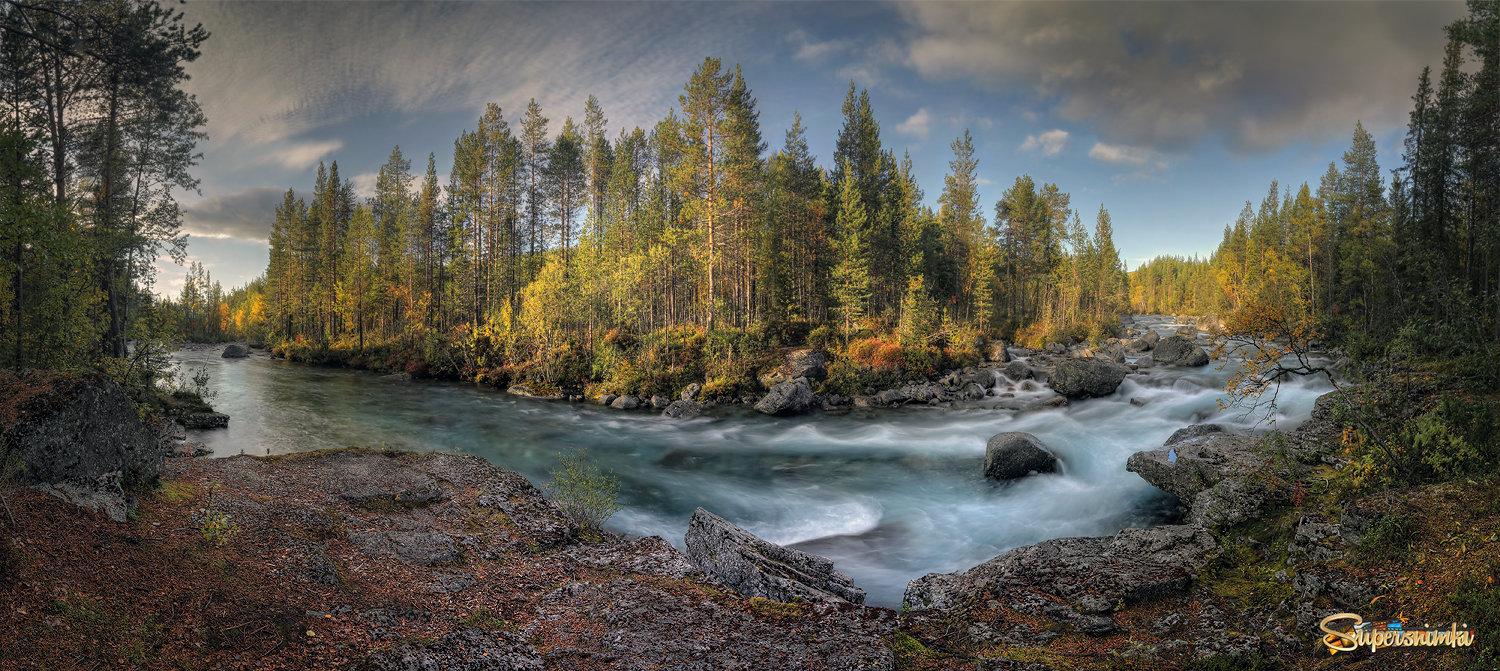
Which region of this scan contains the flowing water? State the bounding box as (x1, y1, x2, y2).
(173, 316, 1335, 607)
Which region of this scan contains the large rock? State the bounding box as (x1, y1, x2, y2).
(662, 399, 704, 420)
(754, 378, 815, 416)
(904, 525, 1218, 615)
(984, 432, 1059, 480)
(221, 343, 250, 358)
(1153, 335, 1209, 367)
(1138, 329, 1160, 348)
(1126, 431, 1268, 527)
(1049, 358, 1128, 398)
(347, 530, 461, 566)
(0, 371, 165, 521)
(610, 395, 642, 410)
(180, 411, 229, 429)
(685, 508, 865, 605)
(760, 349, 830, 388)
(1004, 360, 1034, 381)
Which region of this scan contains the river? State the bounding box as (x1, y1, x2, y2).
(172, 316, 1335, 608)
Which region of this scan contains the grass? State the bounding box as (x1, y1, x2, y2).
(156, 480, 197, 503)
(1352, 513, 1419, 567)
(746, 596, 804, 620)
(460, 608, 514, 631)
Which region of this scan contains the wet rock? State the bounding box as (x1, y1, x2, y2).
(1050, 358, 1128, 398)
(1165, 423, 1235, 446)
(874, 388, 908, 406)
(984, 432, 1059, 481)
(1154, 336, 1210, 367)
(650, 395, 671, 409)
(1004, 360, 1034, 380)
(680, 382, 702, 401)
(598, 393, 617, 406)
(754, 378, 815, 416)
(958, 381, 987, 401)
(1136, 354, 1154, 368)
(1045, 342, 1067, 354)
(1130, 397, 1148, 407)
(610, 395, 642, 410)
(181, 411, 229, 429)
(221, 343, 250, 358)
(1126, 432, 1268, 527)
(662, 399, 704, 420)
(355, 626, 542, 671)
(685, 507, 865, 605)
(347, 530, 461, 566)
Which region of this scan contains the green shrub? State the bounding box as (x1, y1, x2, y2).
(544, 449, 621, 539)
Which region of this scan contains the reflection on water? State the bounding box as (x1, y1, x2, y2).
(175, 317, 1333, 607)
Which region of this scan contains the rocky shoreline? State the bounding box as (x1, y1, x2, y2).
(5, 355, 1457, 670)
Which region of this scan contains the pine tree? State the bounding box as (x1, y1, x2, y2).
(831, 159, 871, 338)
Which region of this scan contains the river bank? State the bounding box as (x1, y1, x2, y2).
(2, 368, 1496, 669)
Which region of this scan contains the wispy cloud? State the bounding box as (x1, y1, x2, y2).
(1088, 142, 1168, 181)
(897, 108, 933, 138)
(787, 29, 848, 61)
(898, 2, 1465, 153)
(261, 139, 343, 170)
(1019, 129, 1068, 156)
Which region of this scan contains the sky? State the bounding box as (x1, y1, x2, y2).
(160, 0, 1468, 298)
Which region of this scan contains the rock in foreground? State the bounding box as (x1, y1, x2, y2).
(1049, 358, 1128, 398)
(685, 507, 866, 604)
(983, 432, 1059, 480)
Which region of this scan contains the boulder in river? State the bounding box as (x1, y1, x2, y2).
(1127, 430, 1268, 527)
(684, 507, 866, 605)
(983, 432, 1059, 480)
(221, 343, 250, 358)
(610, 395, 641, 410)
(650, 395, 671, 409)
(1049, 358, 1128, 398)
(1153, 335, 1210, 367)
(1004, 360, 1034, 381)
(1139, 329, 1160, 348)
(662, 399, 704, 419)
(754, 378, 814, 416)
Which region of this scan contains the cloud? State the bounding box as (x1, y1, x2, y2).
(181, 186, 304, 243)
(897, 108, 933, 138)
(261, 139, 343, 170)
(1088, 142, 1169, 181)
(787, 29, 848, 61)
(179, 2, 768, 148)
(897, 2, 1466, 153)
(349, 173, 379, 200)
(1019, 129, 1068, 156)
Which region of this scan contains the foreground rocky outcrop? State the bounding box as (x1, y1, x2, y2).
(0, 447, 897, 670)
(754, 377, 815, 416)
(685, 507, 867, 605)
(904, 524, 1219, 624)
(0, 371, 166, 521)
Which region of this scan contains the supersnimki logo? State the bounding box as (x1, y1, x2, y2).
(1319, 613, 1476, 654)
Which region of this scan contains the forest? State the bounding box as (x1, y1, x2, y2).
(2, 0, 1498, 404)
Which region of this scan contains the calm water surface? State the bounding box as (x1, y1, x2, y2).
(174, 316, 1333, 607)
